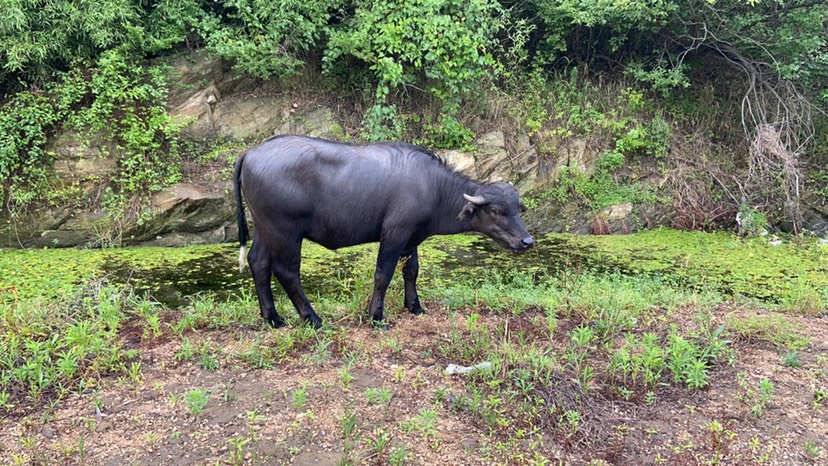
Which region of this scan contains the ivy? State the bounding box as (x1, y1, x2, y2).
(0, 51, 181, 207)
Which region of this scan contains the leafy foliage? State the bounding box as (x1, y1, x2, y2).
(198, 0, 338, 79)
(0, 0, 825, 223)
(325, 0, 503, 143)
(0, 51, 180, 207)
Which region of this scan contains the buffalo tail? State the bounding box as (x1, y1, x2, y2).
(234, 153, 249, 272)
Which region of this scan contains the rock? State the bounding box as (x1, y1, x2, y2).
(212, 97, 288, 140)
(39, 211, 109, 247)
(164, 51, 231, 107)
(128, 183, 233, 244)
(139, 228, 228, 247)
(48, 130, 119, 189)
(0, 207, 74, 247)
(798, 191, 828, 236)
(592, 202, 634, 234)
(475, 131, 509, 181)
(512, 133, 540, 194)
(170, 85, 221, 140)
(559, 138, 592, 173)
(445, 361, 492, 375)
(276, 105, 338, 138)
(442, 150, 476, 176)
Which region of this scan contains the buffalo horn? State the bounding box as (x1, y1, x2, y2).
(463, 193, 487, 205)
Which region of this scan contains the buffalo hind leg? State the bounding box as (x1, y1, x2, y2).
(247, 240, 285, 328)
(271, 243, 323, 329)
(401, 248, 424, 315)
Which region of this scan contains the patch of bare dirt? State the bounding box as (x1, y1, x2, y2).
(1, 308, 826, 465)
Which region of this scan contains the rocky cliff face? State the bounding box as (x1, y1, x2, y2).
(3, 51, 825, 248)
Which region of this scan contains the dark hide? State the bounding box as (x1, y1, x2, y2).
(234, 135, 534, 328)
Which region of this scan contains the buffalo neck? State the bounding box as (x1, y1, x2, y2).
(432, 173, 480, 236)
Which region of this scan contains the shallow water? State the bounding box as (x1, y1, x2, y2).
(2, 229, 826, 308)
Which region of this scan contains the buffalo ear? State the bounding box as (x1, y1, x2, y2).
(457, 202, 478, 221)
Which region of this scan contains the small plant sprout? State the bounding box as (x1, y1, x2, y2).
(365, 387, 393, 406)
(802, 440, 824, 460)
(291, 386, 309, 410)
(781, 351, 802, 368)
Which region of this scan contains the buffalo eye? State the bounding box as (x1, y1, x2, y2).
(490, 206, 505, 216)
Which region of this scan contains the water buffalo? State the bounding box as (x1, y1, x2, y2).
(234, 135, 534, 329)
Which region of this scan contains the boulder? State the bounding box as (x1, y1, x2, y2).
(38, 211, 109, 247)
(442, 150, 476, 176)
(164, 51, 231, 107)
(512, 134, 540, 194)
(128, 183, 234, 244)
(474, 131, 509, 181)
(212, 97, 289, 140)
(798, 191, 828, 237)
(591, 202, 635, 234)
(0, 207, 74, 247)
(48, 131, 119, 190)
(276, 105, 337, 138)
(170, 84, 220, 140)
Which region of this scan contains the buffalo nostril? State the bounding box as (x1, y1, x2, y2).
(522, 236, 534, 247)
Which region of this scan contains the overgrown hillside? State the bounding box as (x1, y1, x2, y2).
(1, 0, 827, 240)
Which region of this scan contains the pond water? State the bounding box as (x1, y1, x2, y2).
(2, 229, 826, 307)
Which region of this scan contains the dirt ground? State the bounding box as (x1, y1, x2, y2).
(1, 305, 827, 466)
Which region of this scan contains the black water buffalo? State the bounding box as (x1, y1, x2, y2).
(234, 135, 534, 329)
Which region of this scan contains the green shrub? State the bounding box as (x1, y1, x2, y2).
(0, 51, 181, 207)
(325, 0, 503, 143)
(198, 0, 335, 79)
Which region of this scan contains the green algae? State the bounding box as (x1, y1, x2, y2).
(1, 228, 826, 309)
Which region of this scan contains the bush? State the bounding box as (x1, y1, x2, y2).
(324, 0, 503, 143)
(0, 51, 181, 208)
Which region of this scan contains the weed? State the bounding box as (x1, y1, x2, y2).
(803, 440, 824, 460)
(175, 337, 196, 361)
(338, 407, 362, 464)
(727, 314, 810, 350)
(246, 408, 266, 424)
(226, 435, 252, 465)
(389, 445, 409, 466)
(185, 388, 211, 415)
(401, 408, 440, 440)
(781, 351, 802, 368)
(368, 427, 391, 458)
(737, 374, 775, 418)
(365, 387, 393, 406)
(291, 386, 309, 410)
(338, 366, 355, 390)
(236, 338, 277, 369)
(813, 388, 826, 408)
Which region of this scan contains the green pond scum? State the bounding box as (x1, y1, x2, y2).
(1, 228, 826, 311)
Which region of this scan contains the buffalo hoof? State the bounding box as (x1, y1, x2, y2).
(266, 317, 286, 329)
(305, 315, 323, 330)
(372, 320, 390, 331)
(409, 307, 426, 316)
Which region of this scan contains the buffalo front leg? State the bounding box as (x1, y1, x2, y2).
(247, 240, 285, 328)
(368, 241, 407, 328)
(271, 246, 323, 329)
(401, 248, 424, 315)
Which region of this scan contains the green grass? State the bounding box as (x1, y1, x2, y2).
(726, 313, 811, 350)
(1, 227, 825, 441)
(0, 281, 137, 408)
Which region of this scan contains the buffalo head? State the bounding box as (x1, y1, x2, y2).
(458, 182, 534, 253)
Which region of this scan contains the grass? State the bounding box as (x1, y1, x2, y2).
(1, 229, 826, 464)
(726, 313, 811, 350)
